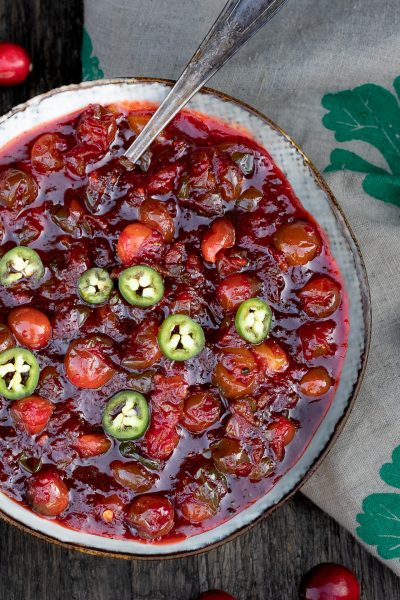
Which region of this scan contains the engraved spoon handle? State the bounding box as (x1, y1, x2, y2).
(124, 0, 288, 163)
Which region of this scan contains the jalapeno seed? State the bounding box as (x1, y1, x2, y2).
(0, 246, 44, 287)
(78, 268, 113, 304)
(158, 314, 205, 361)
(102, 390, 149, 440)
(235, 298, 272, 344)
(0, 348, 40, 400)
(118, 265, 164, 307)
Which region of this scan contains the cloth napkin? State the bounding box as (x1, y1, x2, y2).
(82, 0, 400, 574)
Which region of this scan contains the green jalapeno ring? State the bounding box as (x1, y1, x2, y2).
(235, 298, 272, 344)
(118, 265, 164, 307)
(0, 246, 44, 287)
(78, 267, 113, 305)
(102, 390, 150, 441)
(0, 348, 40, 400)
(158, 314, 205, 361)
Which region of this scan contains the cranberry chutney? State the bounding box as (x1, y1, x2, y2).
(0, 103, 348, 543)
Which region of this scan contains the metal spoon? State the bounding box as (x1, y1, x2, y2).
(124, 0, 288, 164)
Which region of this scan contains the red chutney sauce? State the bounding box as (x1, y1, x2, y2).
(0, 103, 349, 542)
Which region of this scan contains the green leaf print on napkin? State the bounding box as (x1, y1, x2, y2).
(357, 445, 400, 559)
(323, 76, 400, 206)
(81, 28, 104, 82)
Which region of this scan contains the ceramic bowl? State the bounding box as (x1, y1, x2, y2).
(0, 78, 370, 559)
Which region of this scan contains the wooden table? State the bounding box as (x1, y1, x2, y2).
(0, 1, 398, 598)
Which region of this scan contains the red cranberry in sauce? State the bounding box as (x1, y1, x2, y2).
(0, 168, 37, 210)
(64, 335, 115, 389)
(142, 417, 180, 460)
(64, 145, 101, 177)
(110, 460, 158, 493)
(273, 220, 321, 266)
(76, 104, 117, 152)
(300, 367, 332, 397)
(201, 217, 235, 263)
(215, 248, 249, 278)
(31, 133, 68, 173)
(122, 318, 161, 370)
(26, 468, 69, 516)
(299, 321, 337, 361)
(181, 391, 221, 433)
(73, 434, 111, 458)
(0, 324, 15, 352)
(211, 438, 252, 477)
(176, 460, 228, 524)
(11, 396, 53, 435)
(299, 563, 360, 600)
(213, 347, 257, 399)
(298, 276, 341, 318)
(138, 198, 175, 242)
(267, 415, 297, 461)
(253, 340, 289, 374)
(8, 307, 51, 350)
(217, 273, 262, 311)
(117, 222, 163, 266)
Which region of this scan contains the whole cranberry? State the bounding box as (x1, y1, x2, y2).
(299, 563, 360, 600)
(0, 42, 31, 86)
(198, 591, 235, 600)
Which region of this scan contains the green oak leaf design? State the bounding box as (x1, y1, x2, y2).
(81, 28, 104, 82)
(323, 76, 400, 206)
(357, 445, 400, 559)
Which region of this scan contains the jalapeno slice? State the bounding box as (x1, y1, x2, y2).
(158, 314, 205, 361)
(0, 348, 40, 400)
(0, 247, 44, 287)
(102, 390, 149, 440)
(235, 298, 272, 344)
(118, 265, 164, 307)
(78, 268, 113, 304)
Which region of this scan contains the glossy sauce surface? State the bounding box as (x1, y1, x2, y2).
(0, 104, 348, 542)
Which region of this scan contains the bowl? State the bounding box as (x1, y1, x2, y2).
(0, 78, 371, 558)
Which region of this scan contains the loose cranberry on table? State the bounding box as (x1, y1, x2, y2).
(299, 563, 360, 600)
(198, 591, 236, 600)
(0, 42, 31, 86)
(64, 336, 115, 389)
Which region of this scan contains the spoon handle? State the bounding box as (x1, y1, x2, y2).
(124, 0, 288, 162)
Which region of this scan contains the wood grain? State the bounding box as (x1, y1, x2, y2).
(0, 1, 398, 598)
